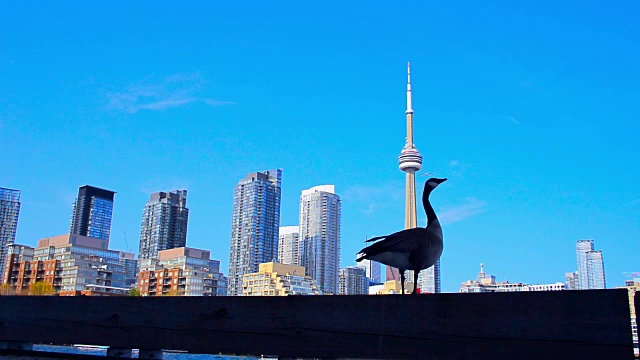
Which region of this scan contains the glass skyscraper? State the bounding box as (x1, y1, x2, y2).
(0, 187, 21, 282)
(576, 239, 606, 289)
(228, 169, 282, 296)
(138, 190, 189, 260)
(299, 185, 341, 295)
(69, 185, 115, 240)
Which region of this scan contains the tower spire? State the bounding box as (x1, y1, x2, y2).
(406, 62, 413, 115)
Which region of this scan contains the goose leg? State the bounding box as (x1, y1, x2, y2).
(412, 270, 420, 295)
(400, 271, 406, 294)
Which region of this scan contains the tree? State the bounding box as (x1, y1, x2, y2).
(0, 283, 16, 295)
(28, 281, 56, 296)
(129, 288, 141, 296)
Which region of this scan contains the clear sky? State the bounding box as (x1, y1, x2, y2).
(2, 1, 639, 292)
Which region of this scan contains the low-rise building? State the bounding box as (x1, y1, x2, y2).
(369, 280, 415, 295)
(137, 247, 226, 296)
(242, 262, 320, 296)
(460, 263, 566, 293)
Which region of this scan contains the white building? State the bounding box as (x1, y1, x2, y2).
(460, 264, 566, 293)
(357, 259, 382, 284)
(278, 226, 301, 266)
(299, 185, 341, 295)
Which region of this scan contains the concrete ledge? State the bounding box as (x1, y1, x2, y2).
(0, 290, 634, 359)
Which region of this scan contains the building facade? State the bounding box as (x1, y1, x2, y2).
(242, 262, 320, 296)
(356, 259, 382, 284)
(278, 226, 301, 266)
(69, 185, 115, 241)
(0, 187, 21, 281)
(228, 169, 282, 296)
(299, 185, 341, 295)
(565, 271, 578, 290)
(459, 264, 565, 293)
(4, 234, 127, 295)
(138, 190, 189, 260)
(576, 239, 606, 289)
(137, 247, 226, 296)
(118, 251, 137, 287)
(339, 266, 368, 295)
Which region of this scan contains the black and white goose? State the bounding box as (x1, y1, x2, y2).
(356, 177, 447, 294)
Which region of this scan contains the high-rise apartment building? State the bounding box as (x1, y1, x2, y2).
(69, 185, 115, 240)
(228, 169, 282, 296)
(299, 185, 341, 295)
(278, 226, 301, 266)
(586, 250, 606, 289)
(576, 239, 606, 289)
(339, 266, 368, 295)
(138, 190, 189, 260)
(0, 187, 21, 281)
(357, 259, 381, 284)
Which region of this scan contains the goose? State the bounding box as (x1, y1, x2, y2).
(356, 177, 447, 294)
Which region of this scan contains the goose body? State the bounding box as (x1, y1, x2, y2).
(356, 177, 446, 294)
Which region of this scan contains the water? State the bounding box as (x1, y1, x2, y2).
(33, 345, 261, 359)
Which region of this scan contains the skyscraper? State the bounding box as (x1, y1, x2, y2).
(339, 266, 368, 295)
(299, 185, 341, 295)
(586, 250, 606, 289)
(69, 185, 115, 240)
(357, 259, 381, 284)
(0, 187, 21, 282)
(278, 226, 301, 266)
(576, 239, 606, 289)
(396, 63, 441, 293)
(228, 169, 282, 296)
(138, 190, 189, 260)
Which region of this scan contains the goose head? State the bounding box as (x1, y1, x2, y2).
(425, 177, 447, 192)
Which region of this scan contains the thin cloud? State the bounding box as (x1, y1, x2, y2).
(504, 116, 521, 125)
(449, 159, 465, 177)
(106, 73, 234, 113)
(439, 197, 486, 225)
(342, 181, 404, 216)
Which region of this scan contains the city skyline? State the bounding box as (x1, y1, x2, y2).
(3, 2, 639, 292)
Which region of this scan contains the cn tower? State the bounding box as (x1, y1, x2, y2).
(398, 62, 423, 229)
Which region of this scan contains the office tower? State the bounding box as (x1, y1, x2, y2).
(339, 266, 368, 295)
(278, 226, 301, 266)
(299, 185, 341, 295)
(396, 63, 441, 293)
(565, 271, 578, 290)
(228, 169, 282, 296)
(0, 187, 21, 282)
(357, 259, 381, 284)
(576, 239, 606, 290)
(138, 190, 189, 260)
(69, 185, 115, 240)
(242, 262, 320, 296)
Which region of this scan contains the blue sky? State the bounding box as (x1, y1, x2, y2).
(2, 1, 639, 292)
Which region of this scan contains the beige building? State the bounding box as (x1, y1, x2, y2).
(616, 278, 639, 355)
(242, 262, 320, 296)
(369, 280, 415, 295)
